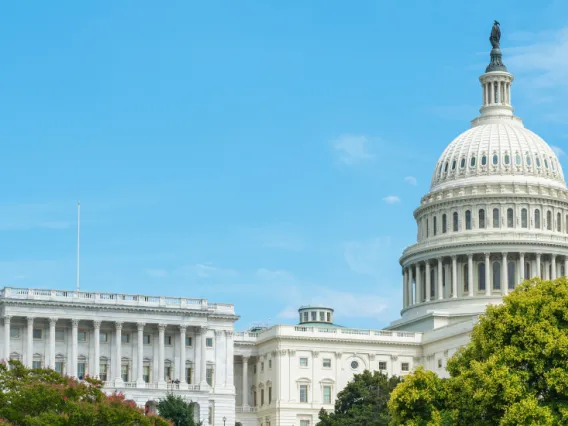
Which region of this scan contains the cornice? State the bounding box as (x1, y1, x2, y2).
(234, 335, 421, 348)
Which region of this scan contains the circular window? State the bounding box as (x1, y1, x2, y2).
(492, 154, 499, 165)
(481, 155, 487, 166)
(470, 156, 476, 167)
(351, 360, 359, 369)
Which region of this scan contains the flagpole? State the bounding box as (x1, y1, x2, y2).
(76, 202, 81, 291)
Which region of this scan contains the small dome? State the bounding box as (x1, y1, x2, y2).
(430, 122, 565, 192)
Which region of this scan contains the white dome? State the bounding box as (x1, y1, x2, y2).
(431, 122, 566, 191)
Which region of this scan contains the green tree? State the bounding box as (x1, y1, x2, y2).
(389, 278, 568, 425)
(317, 370, 402, 425)
(0, 360, 171, 425)
(156, 393, 202, 426)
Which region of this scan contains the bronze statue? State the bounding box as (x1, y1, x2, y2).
(490, 20, 501, 49)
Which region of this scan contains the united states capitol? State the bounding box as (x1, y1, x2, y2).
(1, 25, 565, 426)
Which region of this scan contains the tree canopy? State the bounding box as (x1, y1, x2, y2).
(317, 370, 402, 426)
(156, 393, 201, 426)
(389, 277, 568, 425)
(0, 360, 171, 425)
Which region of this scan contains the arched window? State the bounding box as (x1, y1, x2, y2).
(544, 158, 549, 169)
(460, 158, 466, 168)
(444, 162, 449, 172)
(536, 156, 541, 168)
(438, 164, 443, 178)
(451, 160, 457, 171)
(558, 213, 562, 232)
(547, 211, 552, 230)
(521, 208, 528, 228)
(442, 214, 447, 233)
(464, 264, 469, 292)
(453, 212, 458, 232)
(492, 154, 499, 165)
(524, 262, 530, 280)
(479, 209, 485, 229)
(478, 263, 486, 291)
(504, 153, 510, 165)
(481, 155, 487, 166)
(433, 216, 437, 236)
(430, 268, 436, 298)
(465, 210, 471, 230)
(552, 159, 556, 170)
(526, 154, 532, 166)
(507, 208, 514, 228)
(515, 153, 521, 165)
(493, 208, 500, 228)
(508, 262, 515, 289)
(535, 209, 541, 229)
(493, 262, 501, 290)
(470, 156, 477, 167)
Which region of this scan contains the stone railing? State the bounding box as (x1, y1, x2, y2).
(101, 381, 201, 391)
(0, 287, 235, 315)
(234, 325, 421, 344)
(236, 406, 258, 413)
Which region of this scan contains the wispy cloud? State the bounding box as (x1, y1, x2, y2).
(404, 176, 417, 185)
(551, 145, 566, 157)
(343, 237, 392, 277)
(176, 263, 238, 278)
(383, 195, 401, 204)
(331, 134, 374, 166)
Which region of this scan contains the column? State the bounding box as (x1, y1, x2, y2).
(179, 325, 187, 389)
(451, 256, 458, 298)
(425, 261, 431, 302)
(519, 253, 525, 286)
(551, 255, 557, 280)
(485, 253, 491, 296)
(200, 327, 208, 387)
(502, 253, 509, 295)
(194, 327, 202, 384)
(508, 82, 512, 104)
(490, 81, 494, 104)
(415, 264, 422, 303)
(536, 253, 542, 278)
(437, 258, 443, 300)
(564, 257, 568, 277)
(225, 331, 235, 389)
(242, 356, 249, 407)
(468, 254, 474, 297)
(407, 267, 414, 306)
(402, 268, 408, 309)
(93, 320, 101, 378)
(114, 322, 123, 386)
(158, 324, 166, 388)
(136, 323, 145, 387)
(71, 319, 78, 378)
(49, 318, 57, 369)
(26, 317, 34, 368)
(3, 316, 11, 363)
(214, 330, 224, 388)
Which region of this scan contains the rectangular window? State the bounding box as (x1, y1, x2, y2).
(55, 362, 64, 375)
(379, 361, 387, 370)
(185, 336, 192, 346)
(143, 334, 151, 344)
(268, 359, 272, 369)
(268, 386, 272, 403)
(208, 407, 213, 426)
(300, 421, 309, 426)
(121, 365, 129, 382)
(32, 360, 42, 369)
(55, 328, 65, 341)
(261, 389, 265, 406)
(165, 366, 172, 381)
(206, 337, 213, 347)
(327, 312, 331, 322)
(164, 335, 173, 345)
(401, 362, 410, 372)
(437, 359, 442, 368)
(300, 384, 308, 403)
(299, 357, 308, 367)
(206, 367, 214, 386)
(254, 391, 257, 407)
(323, 385, 332, 404)
(77, 331, 87, 342)
(303, 312, 308, 322)
(99, 332, 108, 343)
(261, 362, 264, 372)
(186, 367, 193, 384)
(311, 311, 316, 321)
(254, 364, 257, 374)
(33, 328, 43, 339)
(143, 366, 150, 383)
(10, 327, 20, 339)
(121, 333, 130, 343)
(323, 358, 331, 368)
(100, 364, 108, 381)
(319, 312, 325, 321)
(77, 362, 86, 379)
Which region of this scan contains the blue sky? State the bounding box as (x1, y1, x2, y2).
(0, 1, 567, 330)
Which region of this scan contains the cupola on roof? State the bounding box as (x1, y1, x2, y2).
(430, 22, 566, 192)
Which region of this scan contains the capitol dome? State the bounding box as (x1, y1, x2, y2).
(391, 23, 568, 333)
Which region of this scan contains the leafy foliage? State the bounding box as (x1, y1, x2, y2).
(156, 393, 201, 426)
(317, 370, 402, 425)
(0, 360, 171, 425)
(389, 278, 568, 425)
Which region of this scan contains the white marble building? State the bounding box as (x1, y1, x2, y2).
(1, 27, 566, 426)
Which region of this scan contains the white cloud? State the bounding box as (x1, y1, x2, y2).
(383, 195, 401, 204)
(551, 145, 566, 157)
(176, 263, 238, 278)
(343, 237, 392, 277)
(331, 134, 374, 166)
(404, 176, 417, 185)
